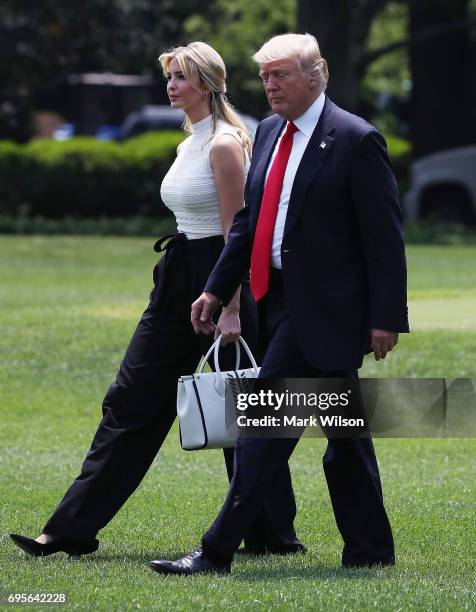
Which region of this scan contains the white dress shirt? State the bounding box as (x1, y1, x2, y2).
(265, 92, 326, 268)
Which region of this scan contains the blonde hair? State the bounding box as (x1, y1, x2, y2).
(159, 42, 252, 157)
(253, 33, 329, 91)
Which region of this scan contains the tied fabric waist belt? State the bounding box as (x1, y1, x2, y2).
(152, 233, 224, 309)
(153, 233, 187, 309)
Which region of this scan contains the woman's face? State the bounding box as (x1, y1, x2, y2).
(166, 57, 206, 112)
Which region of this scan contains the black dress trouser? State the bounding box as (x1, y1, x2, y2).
(202, 268, 395, 567)
(44, 235, 301, 550)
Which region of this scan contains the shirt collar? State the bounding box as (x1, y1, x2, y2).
(293, 92, 325, 137)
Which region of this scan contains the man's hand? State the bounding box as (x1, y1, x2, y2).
(371, 329, 399, 361)
(191, 292, 220, 336)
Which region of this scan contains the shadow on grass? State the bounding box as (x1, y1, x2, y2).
(57, 550, 199, 563)
(5, 547, 395, 582)
(232, 565, 394, 582)
(3, 548, 188, 565)
(74, 553, 394, 578)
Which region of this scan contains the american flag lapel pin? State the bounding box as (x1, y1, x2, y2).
(319, 141, 326, 149)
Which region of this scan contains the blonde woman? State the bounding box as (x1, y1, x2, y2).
(10, 42, 303, 558)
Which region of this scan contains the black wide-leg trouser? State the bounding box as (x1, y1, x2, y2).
(203, 268, 395, 567)
(44, 235, 301, 550)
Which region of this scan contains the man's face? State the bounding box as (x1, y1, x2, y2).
(259, 57, 319, 120)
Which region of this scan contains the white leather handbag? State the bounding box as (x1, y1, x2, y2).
(177, 335, 260, 450)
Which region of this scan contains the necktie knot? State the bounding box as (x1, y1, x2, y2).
(284, 121, 298, 138)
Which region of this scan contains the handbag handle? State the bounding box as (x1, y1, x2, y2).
(197, 335, 259, 376)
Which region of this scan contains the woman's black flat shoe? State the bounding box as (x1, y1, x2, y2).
(9, 534, 99, 557)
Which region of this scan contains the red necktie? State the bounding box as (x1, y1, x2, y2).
(250, 121, 298, 301)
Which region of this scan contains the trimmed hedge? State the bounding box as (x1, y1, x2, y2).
(0, 129, 411, 220)
(404, 221, 476, 245)
(1, 214, 474, 244)
(0, 132, 185, 217)
(0, 214, 177, 236)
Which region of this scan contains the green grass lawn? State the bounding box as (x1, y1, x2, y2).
(0, 236, 475, 610)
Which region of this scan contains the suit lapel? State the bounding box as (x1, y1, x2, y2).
(283, 98, 336, 240)
(248, 118, 285, 227)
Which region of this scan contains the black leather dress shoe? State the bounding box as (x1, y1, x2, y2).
(10, 534, 99, 557)
(149, 548, 231, 576)
(236, 542, 307, 556)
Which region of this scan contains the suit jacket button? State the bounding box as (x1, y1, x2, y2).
(283, 248, 291, 253)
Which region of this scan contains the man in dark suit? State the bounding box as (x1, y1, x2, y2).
(150, 33, 409, 575)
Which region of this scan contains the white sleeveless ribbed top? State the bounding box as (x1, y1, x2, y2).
(160, 114, 250, 239)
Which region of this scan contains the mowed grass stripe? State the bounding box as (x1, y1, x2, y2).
(409, 296, 476, 330)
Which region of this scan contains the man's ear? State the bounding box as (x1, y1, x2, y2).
(308, 72, 320, 91)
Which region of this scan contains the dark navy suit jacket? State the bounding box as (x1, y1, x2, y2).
(205, 97, 409, 370)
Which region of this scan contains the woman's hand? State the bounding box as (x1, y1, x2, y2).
(215, 307, 241, 345)
(191, 292, 219, 335)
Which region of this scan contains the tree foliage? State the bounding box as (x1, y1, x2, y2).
(183, 0, 295, 117)
(1, 0, 475, 155)
(0, 0, 213, 139)
(409, 0, 473, 156)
